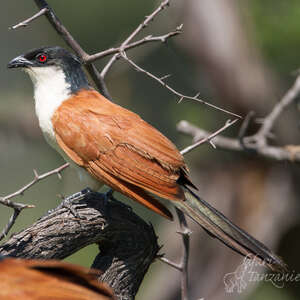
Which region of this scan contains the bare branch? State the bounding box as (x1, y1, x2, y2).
(85, 25, 182, 64)
(33, 0, 88, 59)
(9, 7, 49, 29)
(101, 0, 171, 78)
(0, 209, 21, 242)
(121, 52, 242, 119)
(0, 163, 69, 206)
(0, 163, 69, 239)
(177, 120, 300, 162)
(180, 119, 239, 155)
(159, 257, 182, 271)
(175, 208, 191, 300)
(256, 75, 300, 143)
(158, 210, 191, 300)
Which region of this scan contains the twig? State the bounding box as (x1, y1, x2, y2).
(255, 75, 300, 143)
(0, 209, 21, 242)
(85, 26, 183, 64)
(158, 209, 191, 300)
(0, 163, 69, 240)
(120, 52, 242, 119)
(177, 120, 300, 162)
(100, 0, 171, 78)
(159, 257, 182, 271)
(180, 119, 239, 155)
(175, 208, 191, 300)
(9, 7, 49, 29)
(0, 163, 69, 206)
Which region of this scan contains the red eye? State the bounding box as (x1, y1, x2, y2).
(37, 54, 48, 63)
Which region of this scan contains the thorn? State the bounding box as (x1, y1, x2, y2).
(194, 92, 201, 99)
(176, 24, 183, 31)
(178, 96, 184, 104)
(57, 172, 62, 180)
(209, 140, 217, 149)
(26, 204, 35, 209)
(33, 169, 39, 179)
(160, 74, 172, 81)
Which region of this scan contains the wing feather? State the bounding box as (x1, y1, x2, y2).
(53, 90, 188, 219)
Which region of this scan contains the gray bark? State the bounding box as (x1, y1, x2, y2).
(0, 192, 159, 300)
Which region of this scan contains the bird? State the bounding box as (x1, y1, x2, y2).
(0, 256, 115, 299)
(8, 46, 286, 271)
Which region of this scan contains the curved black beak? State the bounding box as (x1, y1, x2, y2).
(7, 55, 32, 69)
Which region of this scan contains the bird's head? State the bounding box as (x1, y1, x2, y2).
(8, 46, 90, 93)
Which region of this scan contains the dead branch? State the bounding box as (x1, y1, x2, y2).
(0, 163, 69, 241)
(0, 192, 159, 300)
(180, 119, 239, 155)
(177, 120, 300, 162)
(177, 73, 300, 163)
(100, 0, 172, 78)
(10, 7, 49, 29)
(120, 52, 241, 119)
(254, 75, 300, 145)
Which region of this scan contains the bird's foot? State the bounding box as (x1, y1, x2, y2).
(48, 188, 93, 219)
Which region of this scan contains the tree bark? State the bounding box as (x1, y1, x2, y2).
(0, 192, 159, 300)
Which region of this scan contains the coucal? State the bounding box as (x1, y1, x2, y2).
(8, 46, 285, 271)
(0, 256, 114, 299)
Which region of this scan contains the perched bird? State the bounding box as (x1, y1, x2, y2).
(0, 256, 114, 300)
(8, 46, 285, 271)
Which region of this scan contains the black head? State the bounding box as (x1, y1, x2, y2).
(8, 46, 82, 69)
(8, 46, 90, 93)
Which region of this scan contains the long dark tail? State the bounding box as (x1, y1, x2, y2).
(174, 187, 287, 272)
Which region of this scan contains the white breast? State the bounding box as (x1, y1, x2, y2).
(26, 66, 103, 190)
(26, 66, 70, 150)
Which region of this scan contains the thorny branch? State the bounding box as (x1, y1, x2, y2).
(177, 76, 300, 162)
(180, 119, 239, 155)
(9, 7, 49, 29)
(100, 0, 172, 78)
(120, 52, 242, 119)
(0, 163, 69, 241)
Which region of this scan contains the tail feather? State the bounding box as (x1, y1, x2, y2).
(175, 187, 287, 272)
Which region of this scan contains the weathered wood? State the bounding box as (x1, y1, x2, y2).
(0, 192, 160, 300)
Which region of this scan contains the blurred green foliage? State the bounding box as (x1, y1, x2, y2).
(249, 0, 300, 76)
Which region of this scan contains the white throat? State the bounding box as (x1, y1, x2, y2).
(26, 66, 71, 147)
(25, 64, 102, 191)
